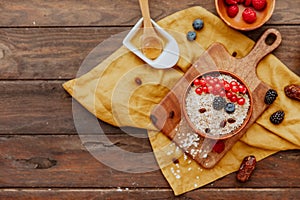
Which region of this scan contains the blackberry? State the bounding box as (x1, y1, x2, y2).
(264, 89, 278, 105)
(213, 97, 227, 110)
(270, 110, 285, 124)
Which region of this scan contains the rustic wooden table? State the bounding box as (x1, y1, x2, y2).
(0, 1, 299, 199)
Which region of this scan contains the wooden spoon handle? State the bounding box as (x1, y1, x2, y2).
(138, 0, 153, 28)
(242, 28, 282, 67)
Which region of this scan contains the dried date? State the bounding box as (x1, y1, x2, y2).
(236, 155, 256, 182)
(284, 84, 300, 101)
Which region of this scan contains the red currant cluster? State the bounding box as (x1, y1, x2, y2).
(193, 75, 247, 105)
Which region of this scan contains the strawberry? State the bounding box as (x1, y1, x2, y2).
(252, 0, 267, 10)
(238, 0, 245, 3)
(227, 5, 239, 18)
(242, 8, 257, 23)
(225, 0, 238, 5)
(244, 0, 252, 6)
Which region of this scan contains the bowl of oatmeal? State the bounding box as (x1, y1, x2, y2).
(183, 71, 253, 140)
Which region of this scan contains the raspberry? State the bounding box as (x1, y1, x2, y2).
(213, 140, 225, 153)
(242, 8, 257, 24)
(225, 0, 238, 5)
(270, 110, 285, 125)
(244, 0, 252, 6)
(252, 0, 267, 11)
(227, 5, 239, 18)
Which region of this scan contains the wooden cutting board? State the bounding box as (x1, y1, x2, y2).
(150, 29, 282, 168)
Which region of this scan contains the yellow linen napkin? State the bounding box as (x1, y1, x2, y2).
(63, 6, 300, 195)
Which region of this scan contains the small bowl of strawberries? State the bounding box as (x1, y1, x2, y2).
(215, 0, 275, 31)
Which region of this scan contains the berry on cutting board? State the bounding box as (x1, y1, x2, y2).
(213, 140, 225, 153)
(192, 19, 204, 30)
(242, 7, 257, 24)
(252, 0, 267, 11)
(186, 31, 197, 41)
(227, 5, 239, 18)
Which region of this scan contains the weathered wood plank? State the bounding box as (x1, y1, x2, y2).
(0, 26, 299, 80)
(0, 0, 298, 27)
(0, 80, 75, 134)
(0, 0, 298, 198)
(0, 80, 130, 134)
(0, 135, 299, 188)
(0, 27, 126, 79)
(244, 26, 300, 76)
(0, 135, 166, 188)
(0, 188, 299, 200)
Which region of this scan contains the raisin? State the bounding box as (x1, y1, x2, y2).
(199, 108, 207, 113)
(172, 158, 179, 164)
(220, 120, 227, 128)
(205, 128, 211, 133)
(169, 111, 175, 119)
(227, 118, 236, 123)
(134, 77, 142, 85)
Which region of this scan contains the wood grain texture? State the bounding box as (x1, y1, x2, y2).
(0, 135, 162, 188)
(0, 135, 299, 188)
(0, 27, 127, 79)
(0, 26, 298, 80)
(0, 81, 129, 134)
(0, 0, 299, 27)
(0, 1, 299, 198)
(0, 188, 300, 200)
(0, 81, 74, 134)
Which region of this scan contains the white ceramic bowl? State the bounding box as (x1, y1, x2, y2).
(123, 18, 179, 69)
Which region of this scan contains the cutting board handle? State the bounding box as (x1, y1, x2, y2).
(243, 29, 282, 67)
